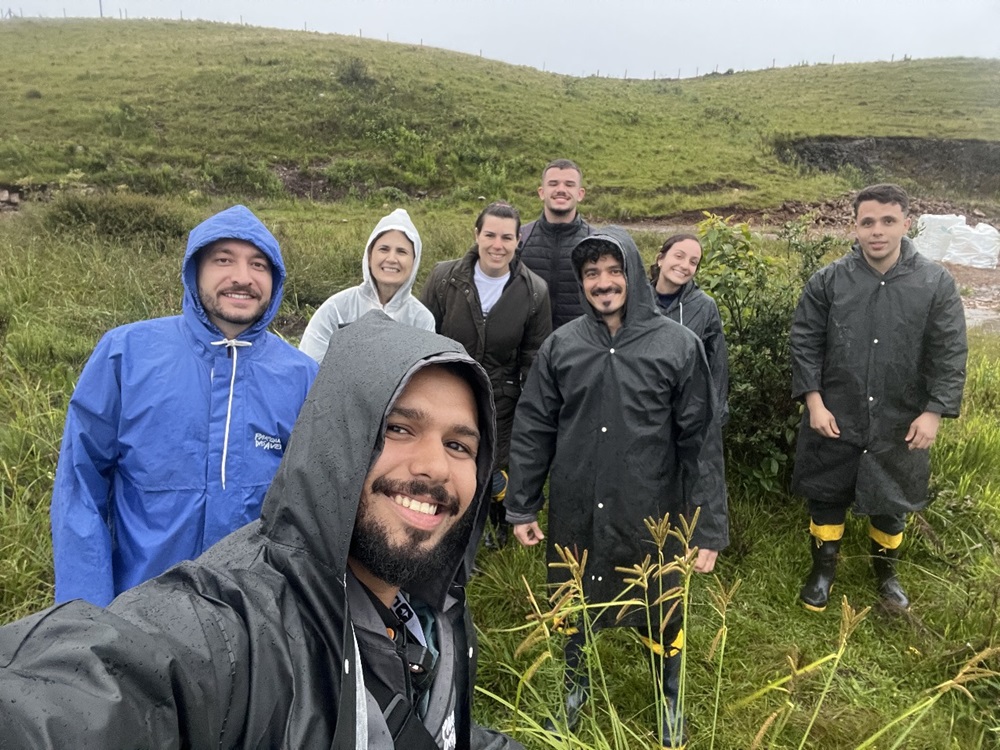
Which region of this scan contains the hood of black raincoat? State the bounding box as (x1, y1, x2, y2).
(258, 310, 496, 606)
(574, 225, 659, 329)
(181, 204, 286, 339)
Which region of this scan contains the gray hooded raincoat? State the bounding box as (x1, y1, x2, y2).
(505, 228, 725, 628)
(0, 312, 521, 750)
(790, 237, 967, 514)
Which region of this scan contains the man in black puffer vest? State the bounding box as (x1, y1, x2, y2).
(518, 159, 593, 329)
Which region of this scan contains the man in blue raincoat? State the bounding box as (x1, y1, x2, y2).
(50, 204, 318, 607)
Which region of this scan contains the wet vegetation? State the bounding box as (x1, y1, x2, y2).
(1, 17, 998, 749)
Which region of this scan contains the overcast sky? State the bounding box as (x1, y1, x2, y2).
(14, 0, 1000, 79)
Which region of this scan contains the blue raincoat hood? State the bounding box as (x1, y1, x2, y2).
(181, 205, 285, 339)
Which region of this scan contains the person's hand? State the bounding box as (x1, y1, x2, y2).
(808, 403, 841, 438)
(905, 411, 941, 450)
(513, 522, 545, 546)
(694, 548, 718, 573)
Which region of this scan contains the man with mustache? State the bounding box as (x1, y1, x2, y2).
(50, 204, 318, 607)
(1, 312, 522, 750)
(506, 229, 727, 747)
(518, 158, 593, 328)
(791, 184, 967, 613)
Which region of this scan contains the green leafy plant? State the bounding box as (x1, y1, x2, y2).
(697, 214, 798, 493)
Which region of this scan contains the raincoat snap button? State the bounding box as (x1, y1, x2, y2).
(873, 338, 879, 344)
(601, 427, 607, 433)
(597, 502, 604, 509)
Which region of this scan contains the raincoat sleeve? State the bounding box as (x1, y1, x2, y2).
(412, 301, 437, 332)
(922, 273, 967, 417)
(674, 343, 725, 551)
(789, 272, 830, 400)
(703, 301, 730, 427)
(505, 339, 561, 524)
(419, 265, 446, 332)
(299, 296, 347, 363)
(50, 335, 122, 607)
(0, 599, 248, 749)
(517, 287, 552, 386)
(688, 418, 729, 552)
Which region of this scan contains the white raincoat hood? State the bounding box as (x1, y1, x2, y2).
(298, 208, 435, 363)
(361, 208, 423, 312)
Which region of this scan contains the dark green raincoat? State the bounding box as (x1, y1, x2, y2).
(790, 237, 967, 514)
(505, 227, 725, 629)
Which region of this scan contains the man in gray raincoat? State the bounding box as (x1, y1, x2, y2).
(505, 227, 727, 747)
(0, 312, 522, 750)
(791, 184, 967, 613)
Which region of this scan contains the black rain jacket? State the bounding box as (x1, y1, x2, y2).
(0, 312, 522, 750)
(654, 279, 730, 549)
(505, 227, 725, 629)
(790, 237, 967, 514)
(654, 279, 730, 427)
(421, 249, 552, 469)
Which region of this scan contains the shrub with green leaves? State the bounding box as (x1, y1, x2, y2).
(696, 214, 830, 494)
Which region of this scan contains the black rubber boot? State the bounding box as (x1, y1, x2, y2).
(871, 540, 910, 610)
(799, 536, 841, 612)
(483, 501, 509, 550)
(542, 672, 589, 734)
(483, 471, 510, 550)
(660, 648, 687, 748)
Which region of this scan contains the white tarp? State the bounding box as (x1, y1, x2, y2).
(914, 214, 999, 269)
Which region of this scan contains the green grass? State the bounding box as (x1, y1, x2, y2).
(2, 197, 998, 747)
(467, 331, 1000, 749)
(1, 20, 998, 216)
(1, 19, 999, 747)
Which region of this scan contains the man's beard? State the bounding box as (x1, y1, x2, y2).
(349, 477, 478, 589)
(199, 285, 268, 330)
(547, 202, 575, 218)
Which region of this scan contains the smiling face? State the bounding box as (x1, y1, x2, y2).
(581, 252, 627, 333)
(369, 229, 415, 305)
(538, 166, 585, 223)
(475, 215, 519, 278)
(655, 238, 703, 294)
(854, 200, 911, 274)
(349, 365, 481, 602)
(196, 239, 273, 338)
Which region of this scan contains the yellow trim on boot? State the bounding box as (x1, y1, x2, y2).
(869, 525, 903, 550)
(668, 628, 684, 658)
(638, 629, 684, 658)
(809, 521, 845, 543)
(492, 469, 508, 503)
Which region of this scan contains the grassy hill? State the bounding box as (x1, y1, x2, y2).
(1, 19, 999, 749)
(1, 19, 998, 218)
